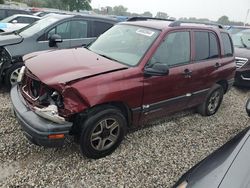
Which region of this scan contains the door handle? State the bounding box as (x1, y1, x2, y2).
(214, 62, 222, 69)
(183, 69, 192, 78)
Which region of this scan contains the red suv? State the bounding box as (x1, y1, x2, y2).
(11, 18, 236, 159)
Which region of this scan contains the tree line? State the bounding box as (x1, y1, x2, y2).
(0, 1, 247, 25)
(0, 0, 92, 12)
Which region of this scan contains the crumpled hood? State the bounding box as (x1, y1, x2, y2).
(0, 33, 23, 46)
(235, 47, 250, 59)
(24, 48, 128, 85)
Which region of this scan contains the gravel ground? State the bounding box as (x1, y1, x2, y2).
(0, 87, 250, 188)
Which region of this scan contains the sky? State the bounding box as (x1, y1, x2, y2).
(91, 0, 250, 22)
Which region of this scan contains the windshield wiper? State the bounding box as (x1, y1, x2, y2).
(98, 53, 122, 63)
(241, 37, 248, 48)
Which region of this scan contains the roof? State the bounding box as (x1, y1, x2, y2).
(8, 14, 40, 19)
(119, 19, 226, 33)
(43, 13, 118, 23)
(72, 14, 119, 23)
(121, 20, 173, 30)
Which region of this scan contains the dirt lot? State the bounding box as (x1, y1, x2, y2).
(0, 87, 249, 188)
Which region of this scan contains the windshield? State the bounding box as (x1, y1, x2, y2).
(228, 27, 249, 35)
(18, 16, 61, 36)
(89, 24, 160, 66)
(231, 29, 250, 48)
(1, 15, 17, 23)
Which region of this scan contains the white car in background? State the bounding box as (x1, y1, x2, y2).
(0, 14, 40, 32)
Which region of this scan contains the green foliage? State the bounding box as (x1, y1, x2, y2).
(217, 15, 229, 25)
(112, 5, 128, 16)
(43, 0, 66, 10)
(6, 0, 91, 11)
(0, 0, 4, 4)
(179, 17, 210, 22)
(93, 5, 153, 18)
(217, 15, 244, 26)
(155, 12, 168, 19)
(61, 0, 91, 12)
(141, 11, 153, 17)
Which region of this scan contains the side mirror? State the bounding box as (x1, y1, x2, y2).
(144, 63, 169, 77)
(246, 99, 250, 117)
(49, 34, 63, 47)
(12, 20, 18, 24)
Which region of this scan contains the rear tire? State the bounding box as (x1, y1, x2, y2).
(79, 106, 127, 159)
(4, 62, 23, 89)
(197, 84, 224, 116)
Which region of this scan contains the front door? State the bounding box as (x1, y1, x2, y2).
(142, 31, 194, 123)
(37, 21, 72, 51)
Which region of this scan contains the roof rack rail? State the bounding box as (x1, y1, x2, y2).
(169, 20, 224, 29)
(127, 16, 175, 22)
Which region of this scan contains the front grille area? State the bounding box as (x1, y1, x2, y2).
(0, 47, 11, 68)
(20, 69, 50, 107)
(235, 57, 248, 69)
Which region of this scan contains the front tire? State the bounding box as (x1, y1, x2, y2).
(197, 84, 224, 116)
(4, 62, 23, 89)
(79, 107, 127, 159)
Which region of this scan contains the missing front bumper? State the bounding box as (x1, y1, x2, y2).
(11, 85, 73, 147)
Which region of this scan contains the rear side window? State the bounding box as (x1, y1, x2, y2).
(194, 31, 219, 61)
(91, 21, 113, 37)
(0, 10, 5, 20)
(209, 33, 219, 58)
(221, 33, 233, 57)
(70, 20, 88, 39)
(7, 10, 22, 17)
(149, 31, 190, 67)
(15, 17, 37, 24)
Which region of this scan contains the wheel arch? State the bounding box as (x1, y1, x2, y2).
(216, 80, 228, 93)
(71, 101, 133, 135)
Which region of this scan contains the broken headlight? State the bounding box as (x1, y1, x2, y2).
(38, 89, 64, 109)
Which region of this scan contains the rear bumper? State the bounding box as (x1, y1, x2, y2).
(11, 85, 73, 147)
(234, 70, 250, 87)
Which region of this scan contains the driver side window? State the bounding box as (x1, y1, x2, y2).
(148, 31, 190, 67)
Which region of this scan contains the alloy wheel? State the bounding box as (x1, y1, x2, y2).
(90, 118, 120, 151)
(208, 90, 221, 113)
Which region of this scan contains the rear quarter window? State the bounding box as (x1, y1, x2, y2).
(91, 21, 114, 37)
(0, 9, 5, 20)
(221, 33, 234, 57)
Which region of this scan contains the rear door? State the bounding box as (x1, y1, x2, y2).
(142, 30, 195, 123)
(70, 20, 115, 48)
(187, 30, 222, 107)
(69, 19, 91, 48)
(0, 9, 6, 20)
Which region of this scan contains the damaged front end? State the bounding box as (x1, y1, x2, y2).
(18, 67, 77, 124)
(0, 47, 12, 82)
(11, 67, 75, 147)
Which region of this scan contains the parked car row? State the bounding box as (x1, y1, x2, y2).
(0, 13, 119, 88)
(0, 9, 249, 186)
(0, 6, 31, 20)
(230, 29, 250, 87)
(0, 14, 40, 32)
